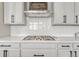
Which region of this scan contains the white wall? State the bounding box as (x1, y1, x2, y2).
(11, 17, 79, 37)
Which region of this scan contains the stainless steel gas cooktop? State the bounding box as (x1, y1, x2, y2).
(23, 36, 55, 41)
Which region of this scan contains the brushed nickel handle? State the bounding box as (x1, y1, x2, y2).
(11, 15, 15, 23)
(62, 45, 70, 47)
(74, 51, 77, 57)
(33, 54, 44, 57)
(70, 51, 72, 57)
(0, 45, 11, 47)
(77, 45, 79, 47)
(63, 15, 67, 23)
(3, 50, 8, 57)
(75, 15, 78, 23)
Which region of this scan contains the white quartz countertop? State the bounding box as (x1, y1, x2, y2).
(0, 36, 78, 43)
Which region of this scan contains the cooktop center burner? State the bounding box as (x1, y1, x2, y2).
(23, 36, 55, 41)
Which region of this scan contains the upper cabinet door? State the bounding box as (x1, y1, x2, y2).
(14, 3, 25, 24)
(74, 2, 79, 24)
(53, 2, 74, 25)
(4, 2, 25, 25)
(53, 2, 64, 24)
(63, 2, 74, 24)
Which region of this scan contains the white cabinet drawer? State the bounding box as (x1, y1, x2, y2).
(58, 43, 72, 50)
(21, 49, 57, 57)
(21, 43, 57, 49)
(0, 42, 19, 49)
(73, 43, 79, 50)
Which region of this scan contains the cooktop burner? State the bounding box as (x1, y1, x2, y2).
(23, 36, 55, 41)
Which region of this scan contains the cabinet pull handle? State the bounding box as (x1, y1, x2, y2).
(75, 15, 78, 23)
(63, 15, 67, 23)
(74, 51, 77, 57)
(3, 50, 8, 57)
(62, 45, 70, 47)
(0, 45, 11, 47)
(33, 54, 44, 57)
(70, 51, 72, 57)
(77, 45, 79, 47)
(11, 15, 15, 23)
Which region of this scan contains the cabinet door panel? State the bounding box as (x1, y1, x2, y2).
(75, 2, 79, 24)
(76, 51, 79, 57)
(0, 49, 9, 57)
(54, 2, 64, 24)
(73, 50, 79, 57)
(58, 50, 72, 57)
(4, 2, 14, 24)
(64, 2, 74, 24)
(14, 3, 24, 24)
(4, 2, 25, 24)
(21, 49, 41, 57)
(53, 2, 74, 24)
(0, 50, 4, 57)
(8, 49, 20, 57)
(0, 49, 20, 57)
(21, 49, 57, 57)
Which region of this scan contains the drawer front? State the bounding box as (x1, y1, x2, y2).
(73, 43, 79, 50)
(21, 49, 57, 57)
(58, 43, 72, 50)
(21, 43, 57, 49)
(0, 42, 19, 49)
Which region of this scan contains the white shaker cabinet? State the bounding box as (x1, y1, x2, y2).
(0, 50, 4, 57)
(72, 50, 79, 57)
(4, 2, 25, 25)
(58, 43, 73, 57)
(53, 2, 74, 25)
(0, 49, 20, 57)
(0, 42, 20, 57)
(58, 50, 73, 57)
(73, 43, 79, 57)
(53, 2, 64, 24)
(74, 2, 79, 24)
(64, 2, 74, 24)
(7, 49, 20, 57)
